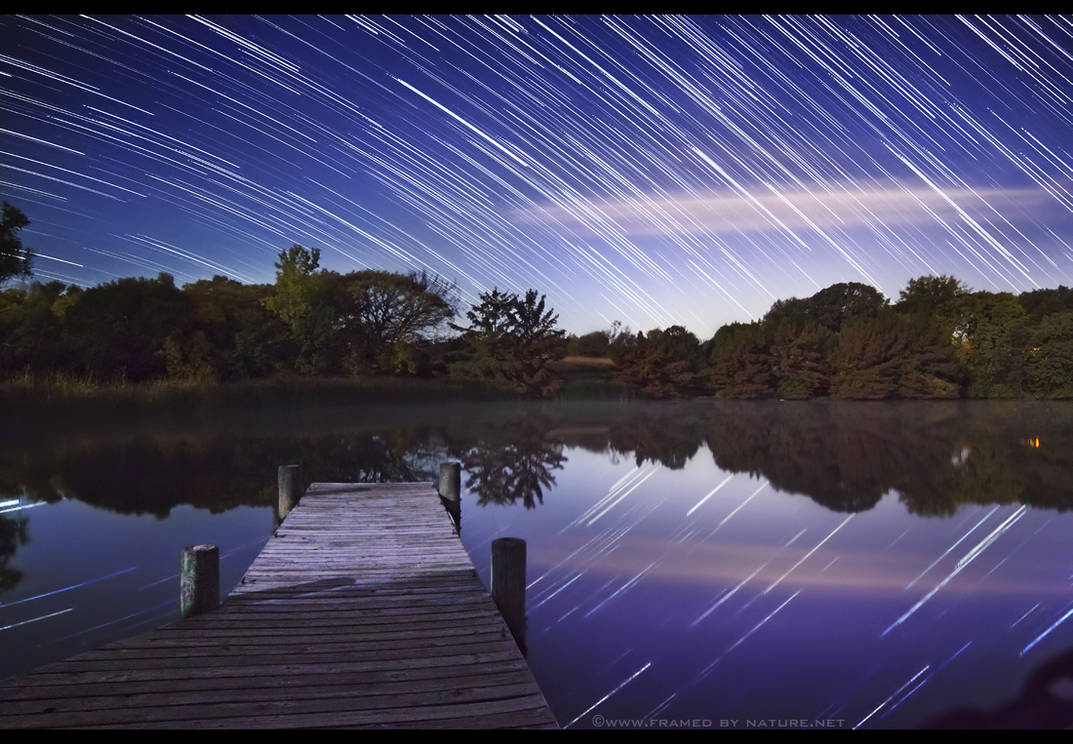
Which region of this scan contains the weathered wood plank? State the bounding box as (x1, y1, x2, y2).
(1, 683, 547, 728)
(0, 659, 535, 700)
(46, 639, 527, 671)
(87, 695, 556, 729)
(1, 672, 543, 717)
(200, 594, 498, 612)
(142, 617, 510, 639)
(74, 630, 513, 657)
(11, 649, 530, 687)
(225, 582, 485, 597)
(115, 610, 505, 631)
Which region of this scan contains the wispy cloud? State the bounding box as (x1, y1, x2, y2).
(511, 182, 1053, 239)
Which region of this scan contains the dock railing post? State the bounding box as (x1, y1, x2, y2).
(438, 461, 461, 529)
(491, 536, 527, 655)
(278, 463, 302, 523)
(180, 544, 219, 618)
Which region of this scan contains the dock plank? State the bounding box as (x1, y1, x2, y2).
(0, 482, 557, 729)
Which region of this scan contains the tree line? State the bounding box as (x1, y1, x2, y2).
(0, 242, 568, 396)
(567, 276, 1073, 399)
(2, 201, 1072, 399)
(1, 203, 567, 395)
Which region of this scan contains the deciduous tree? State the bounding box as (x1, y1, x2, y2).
(262, 245, 333, 374)
(0, 203, 32, 283)
(325, 269, 456, 375)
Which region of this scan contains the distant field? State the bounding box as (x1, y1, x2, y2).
(552, 355, 616, 370)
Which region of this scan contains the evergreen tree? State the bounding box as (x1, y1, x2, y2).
(449, 289, 566, 396)
(709, 321, 777, 398)
(615, 325, 703, 397)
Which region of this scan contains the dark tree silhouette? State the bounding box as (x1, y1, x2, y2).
(449, 288, 567, 397)
(614, 325, 704, 398)
(63, 273, 192, 382)
(709, 321, 777, 398)
(324, 269, 456, 376)
(0, 202, 32, 283)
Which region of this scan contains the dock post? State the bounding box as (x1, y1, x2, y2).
(491, 536, 527, 655)
(278, 464, 301, 522)
(180, 544, 219, 618)
(438, 461, 461, 529)
(438, 462, 460, 501)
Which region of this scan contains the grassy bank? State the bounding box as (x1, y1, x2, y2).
(0, 358, 637, 410)
(0, 371, 518, 408)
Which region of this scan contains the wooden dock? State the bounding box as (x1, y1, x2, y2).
(0, 479, 558, 729)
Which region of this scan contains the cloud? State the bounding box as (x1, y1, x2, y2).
(510, 182, 1053, 240)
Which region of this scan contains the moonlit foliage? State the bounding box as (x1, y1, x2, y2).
(3, 15, 1073, 336)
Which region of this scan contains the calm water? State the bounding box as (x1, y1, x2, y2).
(2, 398, 1073, 728)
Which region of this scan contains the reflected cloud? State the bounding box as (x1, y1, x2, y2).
(530, 532, 1067, 597)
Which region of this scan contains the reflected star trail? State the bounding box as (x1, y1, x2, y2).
(5, 401, 1073, 725)
(3, 15, 1073, 335)
(498, 443, 1073, 729)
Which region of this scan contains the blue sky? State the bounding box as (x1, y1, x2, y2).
(3, 15, 1073, 336)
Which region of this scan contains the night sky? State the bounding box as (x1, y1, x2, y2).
(3, 14, 1073, 337)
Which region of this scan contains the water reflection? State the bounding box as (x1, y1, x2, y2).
(699, 402, 1073, 515)
(462, 414, 567, 509)
(0, 430, 442, 519)
(926, 643, 1073, 728)
(0, 513, 28, 594)
(1, 398, 1072, 727)
(2, 400, 1072, 535)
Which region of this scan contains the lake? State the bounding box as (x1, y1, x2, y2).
(2, 398, 1072, 728)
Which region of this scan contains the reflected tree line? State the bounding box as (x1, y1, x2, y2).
(0, 512, 27, 594)
(925, 642, 1073, 728)
(1, 401, 1072, 591)
(2, 401, 1070, 521)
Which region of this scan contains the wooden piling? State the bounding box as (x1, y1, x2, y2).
(278, 463, 301, 521)
(438, 461, 462, 530)
(438, 461, 461, 501)
(180, 544, 219, 618)
(491, 537, 527, 655)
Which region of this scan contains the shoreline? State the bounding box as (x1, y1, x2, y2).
(5, 372, 1073, 406)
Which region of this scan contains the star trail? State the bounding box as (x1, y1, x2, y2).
(3, 15, 1073, 336)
